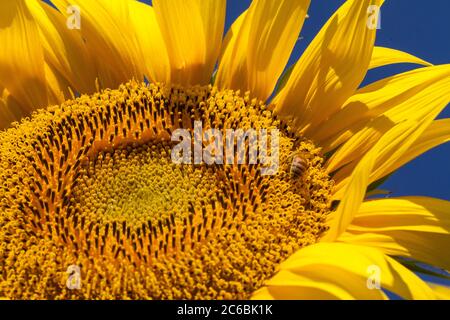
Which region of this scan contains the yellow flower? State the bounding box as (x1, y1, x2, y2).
(0, 0, 449, 300)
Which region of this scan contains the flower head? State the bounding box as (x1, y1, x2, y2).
(0, 0, 449, 300)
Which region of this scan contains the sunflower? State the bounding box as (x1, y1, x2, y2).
(0, 0, 449, 300)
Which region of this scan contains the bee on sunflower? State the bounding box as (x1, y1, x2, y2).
(0, 0, 449, 300)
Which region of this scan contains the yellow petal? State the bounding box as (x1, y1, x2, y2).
(0, 87, 27, 129)
(325, 66, 450, 193)
(314, 64, 450, 151)
(51, 0, 147, 89)
(215, 9, 250, 94)
(325, 121, 428, 240)
(332, 119, 449, 198)
(44, 63, 70, 105)
(272, 0, 383, 133)
(128, 1, 170, 84)
(26, 0, 97, 95)
(253, 243, 435, 300)
(369, 47, 432, 70)
(252, 270, 366, 300)
(216, 0, 311, 102)
(153, 0, 226, 86)
(365, 189, 391, 198)
(338, 233, 411, 257)
(382, 119, 450, 179)
(0, 0, 48, 125)
(429, 283, 450, 300)
(219, 9, 247, 63)
(333, 118, 441, 201)
(340, 197, 450, 270)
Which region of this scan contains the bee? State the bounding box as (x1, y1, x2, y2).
(290, 154, 308, 179)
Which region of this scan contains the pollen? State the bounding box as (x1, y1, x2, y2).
(0, 81, 333, 299)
